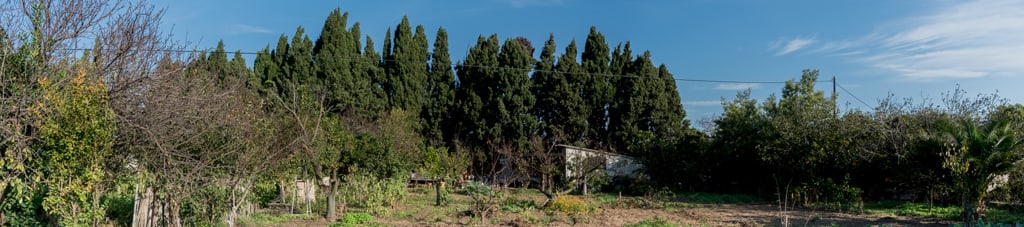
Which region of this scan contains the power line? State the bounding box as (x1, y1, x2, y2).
(837, 83, 871, 109)
(64, 48, 830, 84)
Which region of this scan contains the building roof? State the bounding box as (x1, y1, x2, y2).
(554, 144, 635, 160)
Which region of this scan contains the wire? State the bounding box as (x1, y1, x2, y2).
(64, 48, 831, 84)
(837, 83, 871, 109)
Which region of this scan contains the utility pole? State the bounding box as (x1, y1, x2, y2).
(832, 76, 838, 116)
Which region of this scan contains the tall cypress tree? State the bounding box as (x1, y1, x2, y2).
(493, 37, 537, 148)
(652, 64, 687, 139)
(554, 40, 587, 144)
(385, 16, 428, 112)
(532, 35, 586, 144)
(207, 40, 229, 75)
(382, 27, 393, 64)
(254, 46, 275, 93)
(422, 27, 455, 146)
(611, 51, 657, 155)
(230, 51, 252, 87)
(286, 26, 316, 95)
(360, 36, 387, 117)
(313, 9, 354, 115)
(606, 42, 631, 146)
(336, 33, 384, 121)
(609, 42, 633, 77)
(272, 35, 291, 96)
(454, 35, 500, 149)
(580, 26, 613, 149)
(531, 35, 559, 140)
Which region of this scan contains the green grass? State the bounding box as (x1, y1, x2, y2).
(863, 201, 1024, 224)
(236, 213, 320, 226)
(982, 208, 1024, 224)
(863, 201, 960, 220)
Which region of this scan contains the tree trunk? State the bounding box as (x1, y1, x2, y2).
(326, 179, 337, 221)
(278, 179, 287, 203)
(92, 190, 102, 227)
(435, 179, 442, 206)
(166, 197, 183, 227)
(1, 180, 6, 226)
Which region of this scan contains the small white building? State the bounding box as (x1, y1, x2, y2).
(557, 144, 643, 192)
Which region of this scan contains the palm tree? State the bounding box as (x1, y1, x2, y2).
(932, 117, 1024, 225)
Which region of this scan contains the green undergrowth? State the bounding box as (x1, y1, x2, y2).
(863, 201, 1024, 224)
(236, 213, 319, 226)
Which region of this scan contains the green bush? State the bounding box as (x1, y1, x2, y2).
(103, 190, 135, 227)
(341, 173, 409, 215)
(252, 179, 280, 207)
(791, 176, 862, 211)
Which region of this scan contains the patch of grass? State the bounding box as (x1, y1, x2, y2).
(983, 208, 1024, 224)
(680, 192, 761, 204)
(624, 217, 679, 227)
(860, 200, 1024, 223)
(501, 197, 538, 213)
(863, 201, 959, 220)
(236, 213, 319, 226)
(330, 212, 373, 227)
(509, 187, 547, 197)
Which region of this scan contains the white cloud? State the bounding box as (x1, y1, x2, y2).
(228, 24, 273, 35)
(682, 100, 722, 107)
(867, 0, 1024, 80)
(800, 0, 1024, 80)
(714, 83, 761, 91)
(773, 37, 816, 56)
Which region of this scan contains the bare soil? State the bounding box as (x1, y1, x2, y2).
(267, 190, 957, 227)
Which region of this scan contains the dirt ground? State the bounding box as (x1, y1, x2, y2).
(587, 204, 954, 227)
(266, 190, 958, 227)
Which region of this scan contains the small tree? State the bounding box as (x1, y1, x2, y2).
(421, 144, 470, 206)
(933, 116, 1024, 225)
(34, 64, 116, 226)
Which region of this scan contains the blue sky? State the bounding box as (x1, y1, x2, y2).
(151, 0, 1024, 125)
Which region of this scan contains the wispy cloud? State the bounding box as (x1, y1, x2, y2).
(772, 37, 816, 56)
(714, 83, 761, 91)
(682, 100, 722, 107)
(228, 24, 273, 35)
(787, 0, 1024, 80)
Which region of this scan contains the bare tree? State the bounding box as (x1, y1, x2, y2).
(119, 54, 291, 226)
